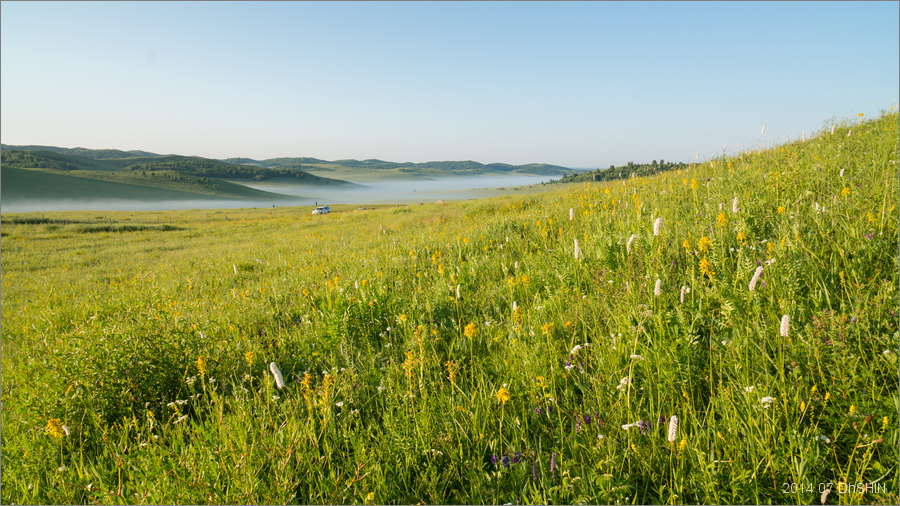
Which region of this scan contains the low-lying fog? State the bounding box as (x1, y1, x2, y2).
(2, 175, 555, 213)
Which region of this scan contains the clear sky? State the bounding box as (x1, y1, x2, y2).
(2, 1, 897, 167)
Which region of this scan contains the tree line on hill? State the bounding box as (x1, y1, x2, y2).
(1, 150, 83, 170)
(123, 156, 334, 182)
(553, 159, 689, 184)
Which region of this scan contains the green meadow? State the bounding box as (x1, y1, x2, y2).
(1, 113, 897, 504)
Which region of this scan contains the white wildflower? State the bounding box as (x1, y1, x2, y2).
(653, 217, 662, 236)
(569, 208, 574, 221)
(654, 278, 661, 297)
(630, 354, 644, 361)
(680, 285, 689, 304)
(574, 238, 582, 259)
(616, 376, 630, 391)
(626, 234, 636, 253)
(839, 168, 844, 178)
(744, 386, 755, 393)
(456, 284, 461, 300)
(749, 266, 764, 292)
(335, 401, 344, 408)
(780, 315, 790, 337)
(760, 396, 775, 407)
(621, 422, 637, 430)
(830, 124, 835, 135)
(233, 264, 237, 274)
(732, 196, 739, 213)
(269, 362, 285, 389)
(761, 123, 766, 135)
(667, 415, 678, 443)
(815, 435, 832, 444)
(62, 425, 71, 437)
(174, 414, 189, 424)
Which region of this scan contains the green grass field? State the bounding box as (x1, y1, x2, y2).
(1, 113, 897, 504)
(0, 166, 296, 202)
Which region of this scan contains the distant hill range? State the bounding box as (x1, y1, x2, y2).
(0, 144, 577, 205)
(220, 155, 575, 177)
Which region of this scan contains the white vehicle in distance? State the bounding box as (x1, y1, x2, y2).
(312, 205, 331, 215)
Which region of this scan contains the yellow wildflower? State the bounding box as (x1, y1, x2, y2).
(678, 438, 687, 453)
(849, 404, 856, 416)
(46, 418, 66, 438)
(811, 385, 818, 395)
(365, 492, 375, 504)
(800, 401, 807, 412)
(841, 187, 850, 196)
(398, 314, 408, 324)
(445, 360, 458, 385)
(244, 351, 255, 367)
(197, 355, 207, 378)
(496, 386, 511, 404)
(691, 178, 698, 190)
(736, 231, 746, 242)
(464, 322, 477, 339)
(697, 236, 712, 253)
(682, 239, 691, 251)
(541, 322, 553, 336)
(777, 206, 785, 215)
(824, 392, 831, 402)
(716, 212, 727, 227)
(699, 258, 715, 278)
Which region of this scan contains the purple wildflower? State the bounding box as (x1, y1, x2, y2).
(502, 455, 510, 468)
(584, 414, 592, 425)
(550, 452, 557, 475)
(534, 406, 542, 415)
(532, 462, 537, 480)
(575, 419, 582, 433)
(637, 419, 650, 434)
(850, 317, 857, 323)
(866, 234, 873, 240)
(547, 405, 554, 414)
(513, 452, 522, 464)
(491, 454, 498, 466)
(658, 415, 666, 425)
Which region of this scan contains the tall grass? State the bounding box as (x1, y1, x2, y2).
(1, 112, 898, 504)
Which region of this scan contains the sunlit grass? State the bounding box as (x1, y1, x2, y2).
(2, 112, 898, 504)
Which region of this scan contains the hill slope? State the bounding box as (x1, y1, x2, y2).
(1, 113, 896, 504)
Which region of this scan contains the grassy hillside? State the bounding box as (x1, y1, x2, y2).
(1, 149, 357, 204)
(1, 112, 897, 504)
(0, 167, 296, 202)
(1, 144, 163, 159)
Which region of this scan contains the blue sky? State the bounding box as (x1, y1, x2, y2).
(2, 1, 897, 167)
